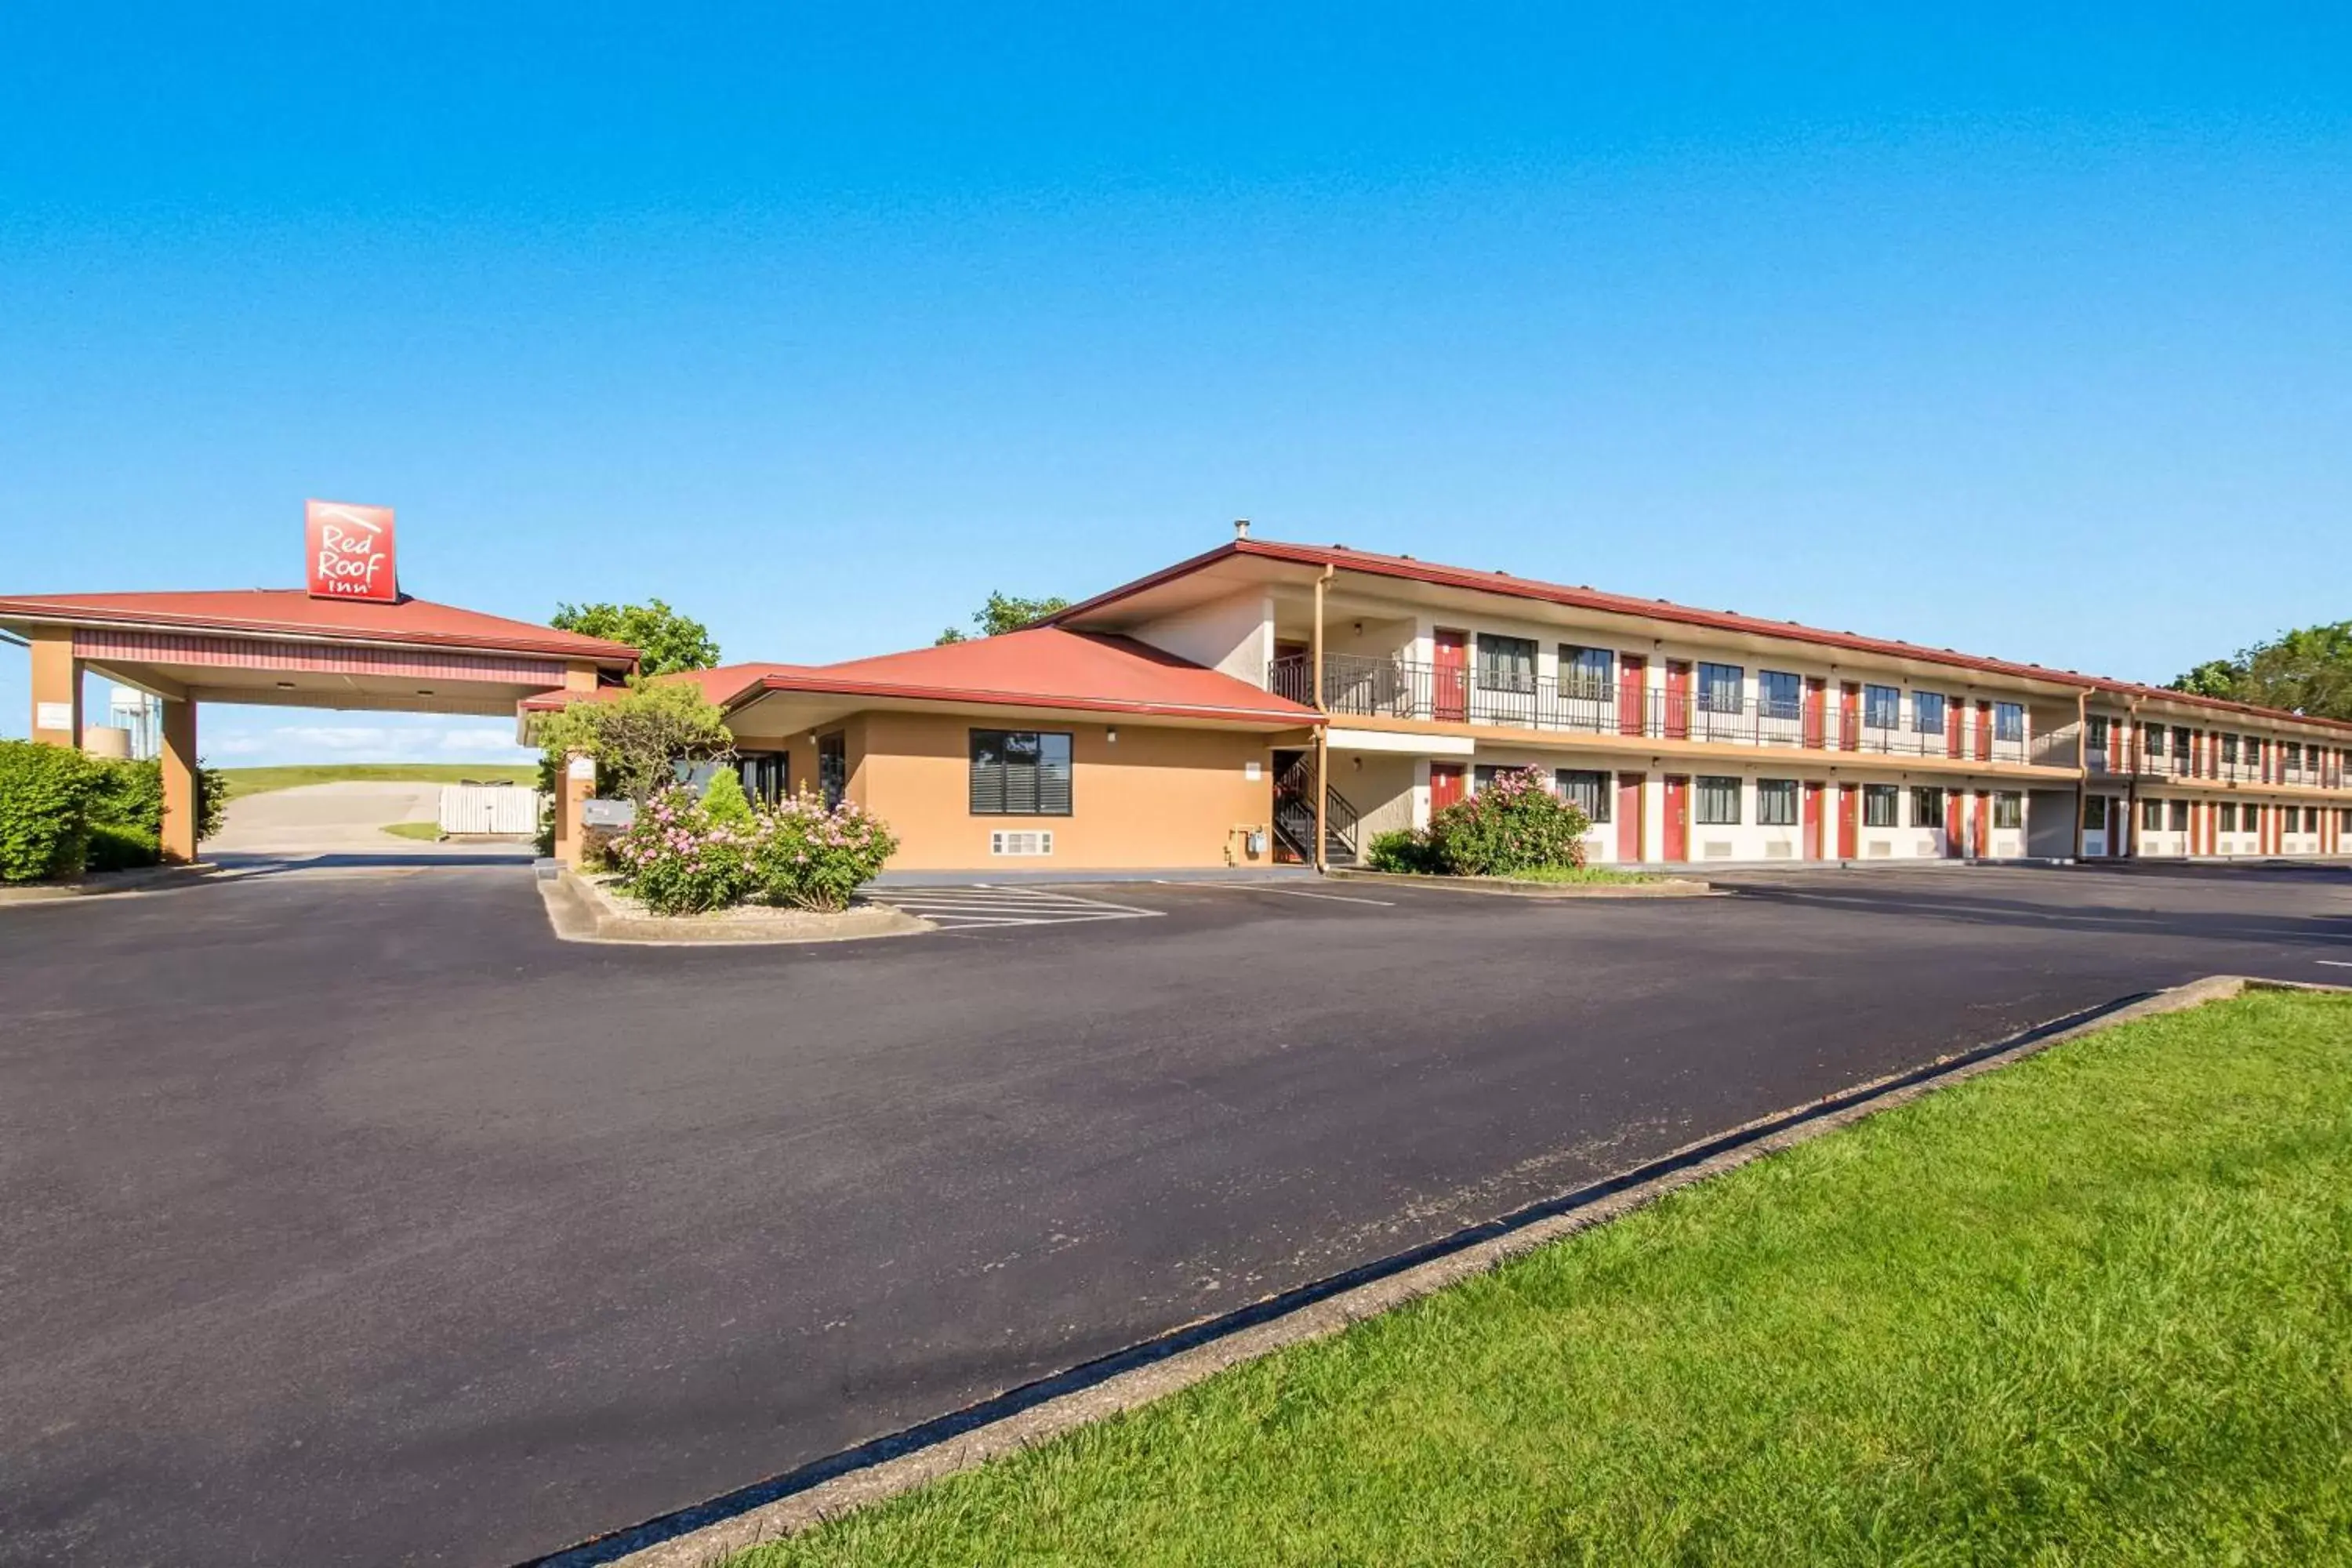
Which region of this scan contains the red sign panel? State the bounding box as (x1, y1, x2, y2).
(305, 499, 398, 602)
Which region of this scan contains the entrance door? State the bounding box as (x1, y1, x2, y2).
(1662, 775, 1690, 862)
(1975, 702, 1993, 762)
(1944, 790, 1964, 858)
(1428, 761, 1466, 816)
(1617, 771, 1646, 862)
(1802, 677, 1827, 749)
(1664, 662, 1692, 741)
(1802, 781, 1824, 859)
(817, 731, 848, 808)
(1617, 654, 1648, 736)
(1432, 629, 1469, 723)
(1838, 682, 1860, 751)
(1973, 791, 1991, 858)
(1837, 783, 1859, 858)
(1946, 704, 1963, 760)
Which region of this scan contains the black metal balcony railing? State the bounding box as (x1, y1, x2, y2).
(2093, 747, 2336, 787)
(1270, 653, 2032, 762)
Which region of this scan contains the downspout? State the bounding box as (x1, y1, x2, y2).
(1312, 564, 1333, 873)
(2123, 697, 2140, 860)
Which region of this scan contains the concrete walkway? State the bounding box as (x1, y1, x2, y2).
(206, 780, 525, 858)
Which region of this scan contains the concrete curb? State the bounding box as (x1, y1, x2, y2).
(0, 861, 223, 906)
(1328, 868, 1713, 898)
(558, 975, 2343, 1568)
(538, 870, 935, 946)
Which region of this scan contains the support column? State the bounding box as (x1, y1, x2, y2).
(1311, 565, 1330, 873)
(29, 628, 82, 748)
(159, 698, 198, 864)
(553, 752, 593, 867)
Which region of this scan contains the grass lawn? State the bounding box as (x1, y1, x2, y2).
(737, 989, 2352, 1567)
(379, 821, 442, 842)
(216, 763, 536, 800)
(1495, 862, 1657, 884)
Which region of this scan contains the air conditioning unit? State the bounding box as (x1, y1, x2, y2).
(1764, 840, 1793, 858)
(990, 830, 1054, 857)
(1867, 840, 1893, 858)
(1702, 840, 1734, 858)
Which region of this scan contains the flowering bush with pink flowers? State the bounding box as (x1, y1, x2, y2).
(609, 784, 756, 914)
(610, 783, 898, 916)
(746, 790, 899, 912)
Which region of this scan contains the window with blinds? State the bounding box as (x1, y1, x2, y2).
(969, 730, 1073, 815)
(1555, 768, 1611, 822)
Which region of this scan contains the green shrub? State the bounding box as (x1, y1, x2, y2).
(538, 678, 735, 803)
(1428, 767, 1591, 876)
(0, 741, 98, 881)
(1365, 826, 1443, 874)
(87, 757, 165, 834)
(702, 766, 757, 826)
(85, 820, 162, 872)
(746, 791, 898, 912)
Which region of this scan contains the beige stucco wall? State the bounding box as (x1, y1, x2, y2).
(754, 710, 1279, 872)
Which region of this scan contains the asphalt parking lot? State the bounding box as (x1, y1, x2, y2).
(2, 860, 2348, 1566)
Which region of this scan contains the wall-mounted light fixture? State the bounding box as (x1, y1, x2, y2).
(1106, 728, 1118, 743)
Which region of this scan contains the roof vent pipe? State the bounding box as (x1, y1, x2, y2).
(1233, 517, 1251, 540)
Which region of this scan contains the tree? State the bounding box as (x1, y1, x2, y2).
(935, 591, 1070, 644)
(537, 679, 735, 803)
(551, 599, 720, 676)
(2169, 622, 2352, 720)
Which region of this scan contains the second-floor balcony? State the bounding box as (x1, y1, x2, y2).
(1272, 652, 2031, 764)
(2092, 746, 2339, 788)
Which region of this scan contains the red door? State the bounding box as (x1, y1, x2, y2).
(1617, 654, 1647, 735)
(1802, 678, 1826, 749)
(1946, 703, 1963, 760)
(1838, 682, 1860, 751)
(1944, 790, 1964, 858)
(1617, 771, 1646, 862)
(1973, 792, 1991, 857)
(1664, 662, 1692, 741)
(1975, 702, 1993, 762)
(1837, 784, 1859, 858)
(1428, 761, 1466, 815)
(1662, 775, 1690, 862)
(1802, 781, 1824, 859)
(1432, 629, 1468, 723)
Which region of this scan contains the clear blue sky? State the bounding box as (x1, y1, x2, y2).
(3, 3, 2347, 764)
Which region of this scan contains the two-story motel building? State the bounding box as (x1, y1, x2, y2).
(526, 526, 2352, 873)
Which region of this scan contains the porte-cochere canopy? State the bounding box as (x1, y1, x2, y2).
(2, 588, 637, 862)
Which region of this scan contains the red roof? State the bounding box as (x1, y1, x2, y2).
(1051, 539, 2352, 735)
(522, 630, 1320, 727)
(0, 588, 637, 666)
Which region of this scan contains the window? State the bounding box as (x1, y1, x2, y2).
(1697, 662, 1744, 714)
(1994, 702, 2026, 742)
(1555, 768, 1611, 823)
(1911, 786, 1945, 828)
(2245, 804, 2263, 832)
(1696, 775, 1742, 825)
(2142, 798, 2164, 831)
(1472, 764, 1503, 790)
(2221, 734, 2239, 764)
(1759, 670, 1802, 720)
(2169, 800, 2189, 832)
(736, 750, 789, 806)
(2306, 807, 2321, 833)
(2143, 726, 2165, 757)
(817, 731, 848, 809)
(2218, 802, 2237, 832)
(969, 729, 1073, 815)
(2172, 725, 2190, 761)
(2284, 742, 2302, 770)
(1755, 778, 1798, 826)
(1994, 793, 2024, 829)
(1559, 644, 1613, 701)
(1863, 684, 1900, 728)
(2087, 714, 2111, 749)
(2083, 795, 2109, 830)
(1476, 634, 1537, 695)
(1864, 785, 1899, 827)
(1913, 691, 1947, 735)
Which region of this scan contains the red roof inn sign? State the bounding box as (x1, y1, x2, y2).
(304, 499, 398, 602)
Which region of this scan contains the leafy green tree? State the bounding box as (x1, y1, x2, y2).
(537, 679, 735, 803)
(2169, 622, 2352, 719)
(551, 599, 720, 676)
(935, 591, 1071, 644)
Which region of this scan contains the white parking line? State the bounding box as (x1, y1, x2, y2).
(868, 886, 1167, 931)
(2318, 960, 2352, 968)
(1164, 881, 1396, 907)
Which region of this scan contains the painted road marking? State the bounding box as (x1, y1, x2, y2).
(869, 887, 1166, 931)
(2318, 960, 2352, 968)
(1163, 880, 1397, 907)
